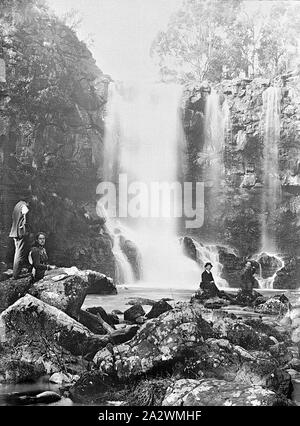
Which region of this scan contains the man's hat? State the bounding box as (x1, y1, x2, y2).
(205, 262, 213, 268)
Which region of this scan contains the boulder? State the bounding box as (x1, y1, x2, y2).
(213, 317, 275, 350)
(255, 295, 291, 316)
(126, 298, 157, 306)
(85, 271, 117, 295)
(146, 300, 173, 319)
(204, 297, 231, 309)
(124, 304, 145, 323)
(235, 289, 264, 307)
(162, 378, 294, 406)
(29, 274, 89, 318)
(86, 306, 118, 326)
(93, 304, 214, 379)
(110, 325, 139, 345)
(0, 277, 32, 313)
(49, 372, 79, 384)
(5, 390, 61, 405)
(0, 295, 110, 357)
(78, 309, 108, 335)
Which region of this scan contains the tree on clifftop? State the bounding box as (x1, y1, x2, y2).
(150, 0, 241, 83)
(151, 0, 300, 83)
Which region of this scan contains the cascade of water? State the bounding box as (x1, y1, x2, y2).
(253, 251, 284, 289)
(100, 81, 200, 288)
(261, 86, 281, 252)
(104, 218, 135, 284)
(203, 89, 228, 186)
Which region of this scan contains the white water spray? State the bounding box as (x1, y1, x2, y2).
(101, 81, 200, 288)
(261, 86, 281, 252)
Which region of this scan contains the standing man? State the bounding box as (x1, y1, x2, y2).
(9, 199, 30, 279)
(240, 261, 257, 291)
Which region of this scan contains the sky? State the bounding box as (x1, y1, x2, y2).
(47, 0, 183, 81)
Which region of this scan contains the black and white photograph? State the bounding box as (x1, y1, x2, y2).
(1, 0, 300, 413)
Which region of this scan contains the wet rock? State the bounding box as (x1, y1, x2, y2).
(162, 378, 294, 406)
(204, 297, 231, 309)
(124, 304, 145, 323)
(146, 300, 173, 319)
(29, 274, 89, 318)
(213, 317, 274, 350)
(0, 277, 32, 313)
(255, 295, 291, 316)
(5, 390, 61, 405)
(110, 325, 139, 345)
(49, 372, 79, 384)
(0, 295, 110, 357)
(86, 306, 118, 327)
(85, 271, 117, 295)
(126, 298, 156, 306)
(78, 309, 108, 334)
(93, 304, 214, 379)
(235, 289, 264, 307)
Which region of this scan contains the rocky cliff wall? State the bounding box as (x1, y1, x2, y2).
(184, 75, 300, 288)
(0, 4, 115, 278)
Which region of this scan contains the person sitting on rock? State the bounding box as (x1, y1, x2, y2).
(240, 261, 257, 292)
(200, 262, 220, 296)
(28, 232, 56, 283)
(199, 262, 236, 302)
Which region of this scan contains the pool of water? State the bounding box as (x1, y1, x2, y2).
(83, 285, 300, 314)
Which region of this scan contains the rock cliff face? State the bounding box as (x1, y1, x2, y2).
(184, 75, 300, 288)
(0, 3, 115, 278)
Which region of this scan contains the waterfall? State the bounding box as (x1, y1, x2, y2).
(203, 89, 228, 186)
(261, 86, 281, 252)
(104, 218, 135, 284)
(100, 81, 200, 288)
(253, 252, 284, 289)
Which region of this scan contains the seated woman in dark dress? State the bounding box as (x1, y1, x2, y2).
(200, 262, 236, 302)
(200, 262, 220, 297)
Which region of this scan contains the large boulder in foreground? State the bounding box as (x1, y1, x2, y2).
(162, 378, 294, 406)
(0, 277, 32, 313)
(0, 294, 109, 357)
(29, 274, 89, 318)
(93, 304, 214, 379)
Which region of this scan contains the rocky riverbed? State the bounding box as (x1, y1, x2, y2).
(0, 268, 300, 406)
